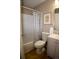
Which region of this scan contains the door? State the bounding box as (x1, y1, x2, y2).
(22, 14, 34, 44)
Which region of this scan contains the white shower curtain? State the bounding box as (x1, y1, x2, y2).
(22, 12, 43, 53)
(33, 11, 41, 41)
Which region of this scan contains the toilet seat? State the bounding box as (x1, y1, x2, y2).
(34, 40, 45, 48)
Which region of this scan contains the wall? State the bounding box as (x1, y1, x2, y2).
(34, 0, 55, 33)
(21, 7, 33, 15)
(20, 14, 25, 59)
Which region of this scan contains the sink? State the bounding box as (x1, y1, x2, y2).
(48, 33, 59, 39)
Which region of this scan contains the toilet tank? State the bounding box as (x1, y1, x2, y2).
(42, 32, 50, 42)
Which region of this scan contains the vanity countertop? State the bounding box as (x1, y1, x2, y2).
(48, 33, 59, 40)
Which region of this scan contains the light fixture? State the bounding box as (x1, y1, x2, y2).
(55, 0, 59, 8)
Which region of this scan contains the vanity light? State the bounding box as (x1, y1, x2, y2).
(55, 0, 59, 8)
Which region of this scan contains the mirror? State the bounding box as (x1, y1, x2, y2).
(54, 8, 59, 34)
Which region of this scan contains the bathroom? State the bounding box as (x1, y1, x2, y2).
(21, 0, 59, 59)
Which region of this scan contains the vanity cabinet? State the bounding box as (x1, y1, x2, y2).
(47, 35, 59, 59)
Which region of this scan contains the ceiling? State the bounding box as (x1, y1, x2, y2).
(22, 0, 46, 8)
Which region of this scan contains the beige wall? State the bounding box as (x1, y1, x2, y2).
(34, 0, 55, 32)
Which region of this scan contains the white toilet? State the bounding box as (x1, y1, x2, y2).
(34, 32, 49, 54)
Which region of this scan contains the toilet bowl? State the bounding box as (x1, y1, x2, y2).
(34, 32, 49, 54)
(34, 40, 45, 54)
(35, 40, 45, 48)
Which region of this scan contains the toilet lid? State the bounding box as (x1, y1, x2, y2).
(35, 40, 45, 46)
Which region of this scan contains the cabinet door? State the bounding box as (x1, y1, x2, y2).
(54, 40, 59, 59)
(47, 38, 56, 58)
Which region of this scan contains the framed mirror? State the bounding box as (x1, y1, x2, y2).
(44, 13, 51, 24)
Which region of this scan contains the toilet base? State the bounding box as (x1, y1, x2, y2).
(36, 48, 45, 54)
(36, 48, 42, 54)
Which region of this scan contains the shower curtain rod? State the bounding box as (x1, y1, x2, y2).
(22, 6, 37, 11)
